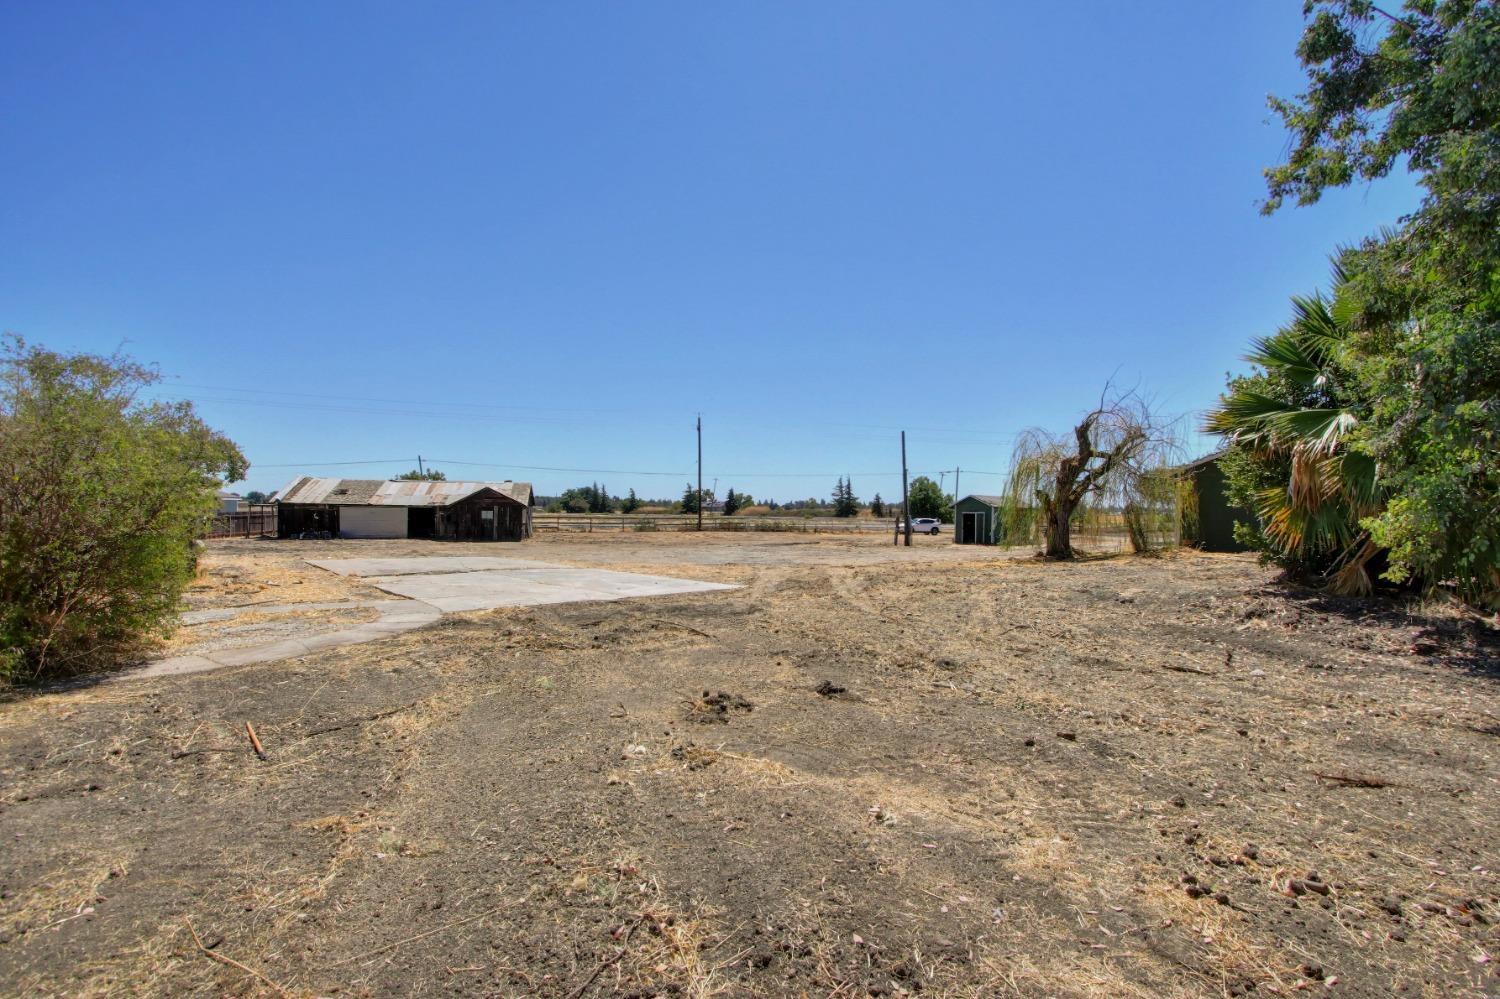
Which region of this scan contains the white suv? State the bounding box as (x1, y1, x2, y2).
(901, 517, 941, 535)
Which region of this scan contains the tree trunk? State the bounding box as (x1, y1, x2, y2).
(1043, 496, 1074, 559)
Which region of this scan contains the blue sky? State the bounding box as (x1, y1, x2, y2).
(1, 3, 1421, 502)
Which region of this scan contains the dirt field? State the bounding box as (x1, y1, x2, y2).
(1, 533, 1497, 998)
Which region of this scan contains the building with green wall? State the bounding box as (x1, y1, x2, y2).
(1180, 453, 1252, 552)
(953, 494, 1003, 545)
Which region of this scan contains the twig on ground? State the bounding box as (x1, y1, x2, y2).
(564, 914, 649, 999)
(338, 902, 513, 966)
(1315, 771, 1395, 788)
(648, 619, 717, 640)
(244, 722, 267, 760)
(170, 746, 237, 760)
(184, 918, 289, 997)
(299, 701, 419, 740)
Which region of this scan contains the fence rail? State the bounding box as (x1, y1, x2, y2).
(531, 512, 908, 534)
(206, 505, 278, 539)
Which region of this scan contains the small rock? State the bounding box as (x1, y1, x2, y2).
(1169, 795, 1187, 809)
(1056, 731, 1076, 742)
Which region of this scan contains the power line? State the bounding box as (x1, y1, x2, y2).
(152, 382, 1026, 441)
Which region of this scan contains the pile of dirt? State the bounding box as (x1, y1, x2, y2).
(688, 689, 753, 723)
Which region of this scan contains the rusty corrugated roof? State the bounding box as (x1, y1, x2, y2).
(273, 477, 533, 507)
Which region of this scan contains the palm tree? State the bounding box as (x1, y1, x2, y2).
(1206, 284, 1383, 594)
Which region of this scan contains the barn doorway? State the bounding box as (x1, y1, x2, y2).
(408, 508, 435, 539)
(960, 511, 984, 544)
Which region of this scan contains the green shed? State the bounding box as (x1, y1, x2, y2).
(1180, 453, 1252, 552)
(953, 494, 1002, 545)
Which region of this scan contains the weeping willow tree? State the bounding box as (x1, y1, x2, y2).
(1000, 393, 1181, 559)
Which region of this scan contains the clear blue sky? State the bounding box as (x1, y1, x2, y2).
(1, 2, 1421, 502)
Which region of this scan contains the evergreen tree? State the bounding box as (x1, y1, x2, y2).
(871, 493, 886, 518)
(680, 482, 700, 514)
(833, 476, 859, 517)
(722, 488, 740, 516)
(620, 488, 641, 513)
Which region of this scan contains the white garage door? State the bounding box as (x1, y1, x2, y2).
(339, 506, 407, 539)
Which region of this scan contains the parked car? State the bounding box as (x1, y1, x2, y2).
(900, 517, 942, 535)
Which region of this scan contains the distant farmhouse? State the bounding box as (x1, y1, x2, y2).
(216, 490, 243, 513)
(273, 477, 535, 541)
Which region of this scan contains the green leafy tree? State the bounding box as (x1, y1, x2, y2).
(1264, 0, 1500, 282)
(397, 468, 446, 481)
(870, 493, 886, 518)
(243, 490, 268, 504)
(1262, 0, 1500, 605)
(620, 488, 641, 513)
(1, 338, 247, 684)
(906, 476, 951, 522)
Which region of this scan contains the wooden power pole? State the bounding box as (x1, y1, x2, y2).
(901, 431, 911, 547)
(696, 415, 703, 532)
(952, 466, 960, 543)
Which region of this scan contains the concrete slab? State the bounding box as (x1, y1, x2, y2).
(308, 556, 538, 577)
(364, 567, 734, 613)
(307, 556, 738, 613)
(127, 557, 730, 682)
(128, 598, 442, 681)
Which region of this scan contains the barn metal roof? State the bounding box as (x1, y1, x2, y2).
(273, 477, 534, 507)
(956, 494, 1005, 507)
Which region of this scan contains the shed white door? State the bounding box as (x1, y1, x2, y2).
(339, 506, 408, 539)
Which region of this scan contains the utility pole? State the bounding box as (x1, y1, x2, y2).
(417, 454, 424, 477)
(901, 431, 911, 547)
(696, 415, 703, 532)
(952, 466, 960, 544)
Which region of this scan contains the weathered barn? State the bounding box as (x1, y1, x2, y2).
(953, 494, 1003, 545)
(1178, 453, 1251, 552)
(274, 477, 535, 541)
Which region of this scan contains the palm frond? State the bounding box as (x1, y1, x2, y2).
(1244, 330, 1324, 385)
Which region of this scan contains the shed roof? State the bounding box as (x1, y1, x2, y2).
(1177, 449, 1229, 473)
(956, 494, 1004, 508)
(274, 477, 534, 507)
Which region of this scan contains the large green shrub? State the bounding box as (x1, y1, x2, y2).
(0, 338, 247, 684)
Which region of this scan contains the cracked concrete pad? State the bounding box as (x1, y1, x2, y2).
(308, 556, 738, 613)
(129, 599, 442, 680)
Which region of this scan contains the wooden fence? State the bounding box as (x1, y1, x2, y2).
(206, 505, 278, 539)
(531, 512, 907, 534)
